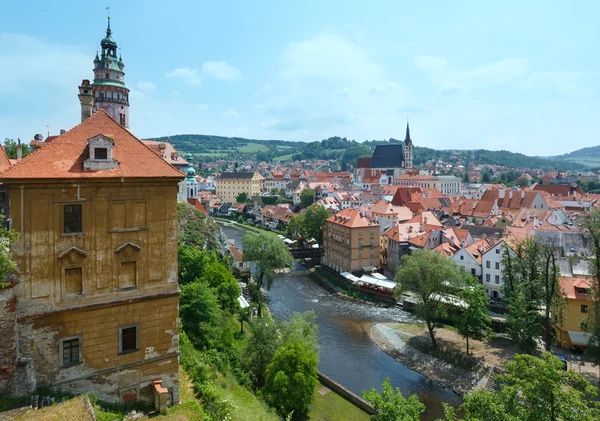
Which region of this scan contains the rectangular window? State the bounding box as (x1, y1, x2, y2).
(359, 240, 363, 247)
(496, 249, 500, 254)
(94, 147, 108, 160)
(581, 305, 589, 314)
(486, 274, 490, 282)
(495, 262, 500, 269)
(64, 204, 82, 233)
(495, 275, 500, 284)
(486, 261, 490, 268)
(61, 337, 81, 367)
(64, 267, 83, 295)
(119, 325, 139, 354)
(471, 268, 476, 275)
(460, 255, 464, 260)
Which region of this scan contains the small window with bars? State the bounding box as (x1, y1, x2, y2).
(64, 204, 82, 233)
(119, 325, 139, 354)
(61, 337, 81, 367)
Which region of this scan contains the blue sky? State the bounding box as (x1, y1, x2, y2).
(1, 1, 598, 155)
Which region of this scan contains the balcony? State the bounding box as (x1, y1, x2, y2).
(95, 96, 129, 105)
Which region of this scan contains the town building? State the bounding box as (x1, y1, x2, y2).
(142, 140, 189, 172)
(215, 171, 264, 202)
(354, 123, 414, 185)
(0, 110, 182, 404)
(78, 17, 130, 128)
(394, 174, 461, 195)
(553, 276, 593, 350)
(322, 209, 380, 273)
(480, 239, 516, 299)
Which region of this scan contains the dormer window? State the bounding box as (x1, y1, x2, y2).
(84, 135, 118, 171)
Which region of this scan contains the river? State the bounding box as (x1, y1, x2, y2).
(221, 226, 460, 420)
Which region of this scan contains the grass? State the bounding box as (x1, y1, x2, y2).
(275, 154, 294, 161)
(10, 396, 95, 421)
(299, 381, 371, 421)
(238, 142, 270, 153)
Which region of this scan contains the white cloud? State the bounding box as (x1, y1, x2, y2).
(463, 58, 528, 84)
(524, 71, 591, 96)
(254, 85, 273, 95)
(414, 56, 447, 72)
(171, 89, 181, 98)
(221, 108, 240, 118)
(197, 103, 210, 111)
(282, 33, 384, 87)
(137, 80, 156, 95)
(439, 82, 469, 96)
(202, 61, 241, 81)
(165, 67, 202, 86)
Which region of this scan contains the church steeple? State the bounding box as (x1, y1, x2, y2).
(404, 122, 412, 147)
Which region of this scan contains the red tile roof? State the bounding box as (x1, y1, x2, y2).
(326, 208, 377, 228)
(0, 145, 11, 171)
(1, 110, 184, 180)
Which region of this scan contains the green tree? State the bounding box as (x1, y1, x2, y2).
(177, 202, 219, 247)
(441, 352, 600, 421)
(180, 281, 231, 351)
(236, 192, 248, 203)
(462, 171, 470, 183)
(287, 204, 329, 244)
(581, 209, 600, 366)
(199, 260, 241, 313)
(244, 318, 281, 388)
(237, 305, 252, 334)
(395, 250, 464, 349)
(178, 246, 213, 285)
(242, 232, 293, 316)
(454, 276, 491, 355)
(363, 378, 424, 421)
(261, 340, 318, 417)
(300, 187, 315, 207)
(3, 138, 30, 159)
(0, 214, 17, 286)
(280, 311, 319, 353)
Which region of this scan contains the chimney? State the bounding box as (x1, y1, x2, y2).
(424, 216, 428, 224)
(526, 209, 531, 222)
(521, 190, 525, 199)
(509, 190, 513, 199)
(17, 139, 22, 161)
(78, 79, 94, 122)
(60, 129, 66, 135)
(499, 188, 505, 199)
(473, 201, 477, 209)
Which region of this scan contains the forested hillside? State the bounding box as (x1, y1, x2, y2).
(151, 134, 589, 171)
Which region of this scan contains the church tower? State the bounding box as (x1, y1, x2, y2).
(404, 122, 413, 169)
(79, 16, 130, 128)
(185, 153, 198, 199)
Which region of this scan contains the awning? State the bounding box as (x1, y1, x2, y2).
(238, 295, 250, 309)
(567, 330, 591, 346)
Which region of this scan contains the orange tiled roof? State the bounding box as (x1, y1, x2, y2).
(559, 276, 593, 301)
(1, 110, 184, 180)
(0, 145, 11, 171)
(326, 208, 377, 228)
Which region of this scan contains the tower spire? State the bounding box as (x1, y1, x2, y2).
(404, 121, 412, 147)
(106, 7, 111, 36)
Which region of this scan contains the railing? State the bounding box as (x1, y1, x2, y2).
(95, 96, 129, 105)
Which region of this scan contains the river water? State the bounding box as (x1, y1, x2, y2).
(221, 226, 460, 420)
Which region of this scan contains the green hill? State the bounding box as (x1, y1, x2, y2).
(150, 134, 590, 171)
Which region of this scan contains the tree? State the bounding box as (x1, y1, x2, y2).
(300, 187, 315, 207)
(180, 281, 230, 351)
(363, 378, 424, 421)
(261, 340, 318, 417)
(482, 170, 491, 183)
(538, 238, 564, 351)
(280, 311, 319, 353)
(0, 214, 17, 285)
(462, 171, 470, 183)
(441, 352, 600, 421)
(287, 204, 329, 244)
(236, 192, 248, 203)
(244, 318, 281, 388)
(395, 250, 464, 349)
(178, 246, 212, 285)
(199, 260, 241, 313)
(237, 305, 252, 334)
(3, 138, 30, 159)
(242, 232, 293, 316)
(581, 209, 600, 366)
(454, 276, 491, 355)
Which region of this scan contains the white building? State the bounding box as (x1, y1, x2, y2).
(394, 174, 461, 195)
(481, 239, 516, 299)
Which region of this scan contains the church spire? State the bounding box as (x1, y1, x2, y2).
(106, 15, 111, 37)
(404, 121, 412, 147)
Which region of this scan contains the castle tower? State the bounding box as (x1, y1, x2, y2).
(78, 79, 94, 122)
(79, 16, 130, 128)
(404, 122, 413, 169)
(185, 153, 198, 199)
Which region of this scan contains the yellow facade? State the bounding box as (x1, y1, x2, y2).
(553, 277, 593, 350)
(7, 180, 180, 404)
(323, 213, 380, 273)
(215, 172, 263, 202)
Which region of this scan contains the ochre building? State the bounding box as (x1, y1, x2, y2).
(215, 171, 264, 202)
(322, 208, 380, 273)
(0, 110, 183, 405)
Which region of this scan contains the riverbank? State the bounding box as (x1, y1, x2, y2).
(369, 323, 489, 396)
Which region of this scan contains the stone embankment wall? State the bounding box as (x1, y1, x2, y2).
(317, 371, 377, 415)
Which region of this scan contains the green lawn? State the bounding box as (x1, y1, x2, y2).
(301, 381, 371, 421)
(275, 154, 294, 161)
(238, 142, 270, 153)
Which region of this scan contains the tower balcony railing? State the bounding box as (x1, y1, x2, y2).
(95, 97, 129, 105)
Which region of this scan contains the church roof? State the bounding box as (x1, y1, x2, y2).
(0, 110, 184, 180)
(370, 144, 404, 169)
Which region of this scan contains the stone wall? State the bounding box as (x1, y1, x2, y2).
(0, 284, 17, 392)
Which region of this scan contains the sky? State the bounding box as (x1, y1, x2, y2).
(1, 1, 599, 155)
